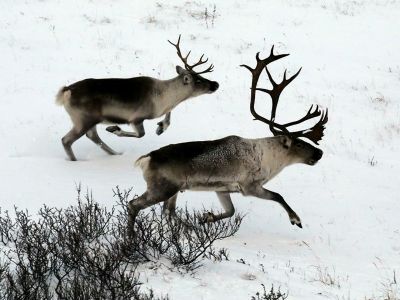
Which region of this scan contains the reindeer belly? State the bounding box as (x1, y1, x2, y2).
(184, 178, 242, 192)
(101, 104, 136, 124)
(190, 184, 240, 192)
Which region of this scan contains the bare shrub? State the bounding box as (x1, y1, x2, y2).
(184, 3, 218, 28)
(0, 189, 163, 299)
(251, 284, 288, 300)
(0, 186, 243, 298)
(311, 265, 345, 289)
(204, 4, 217, 28)
(204, 247, 230, 262)
(115, 188, 243, 272)
(367, 270, 399, 300)
(368, 155, 378, 166)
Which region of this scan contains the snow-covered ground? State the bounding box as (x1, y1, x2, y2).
(1, 0, 399, 299)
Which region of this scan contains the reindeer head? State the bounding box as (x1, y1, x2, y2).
(168, 35, 219, 96)
(241, 46, 328, 165)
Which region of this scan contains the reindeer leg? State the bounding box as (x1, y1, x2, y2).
(106, 122, 145, 138)
(201, 192, 235, 223)
(61, 123, 94, 161)
(243, 185, 302, 228)
(127, 182, 179, 233)
(162, 193, 178, 217)
(156, 112, 171, 135)
(86, 126, 121, 155)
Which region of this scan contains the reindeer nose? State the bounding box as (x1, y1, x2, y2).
(314, 149, 323, 160)
(210, 81, 219, 92)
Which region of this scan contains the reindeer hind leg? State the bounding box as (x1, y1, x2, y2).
(86, 126, 121, 155)
(201, 192, 235, 223)
(62, 124, 93, 161)
(61, 106, 98, 161)
(128, 181, 179, 231)
(162, 193, 178, 217)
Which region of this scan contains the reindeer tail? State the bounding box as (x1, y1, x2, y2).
(55, 86, 71, 106)
(135, 154, 151, 170)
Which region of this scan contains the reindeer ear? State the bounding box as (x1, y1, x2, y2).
(279, 136, 292, 149)
(176, 65, 186, 74)
(183, 74, 193, 85)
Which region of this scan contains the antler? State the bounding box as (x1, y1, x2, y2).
(240, 46, 291, 135)
(168, 35, 214, 75)
(241, 46, 328, 144)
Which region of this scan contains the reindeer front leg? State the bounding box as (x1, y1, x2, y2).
(242, 184, 302, 228)
(156, 112, 171, 135)
(106, 122, 145, 138)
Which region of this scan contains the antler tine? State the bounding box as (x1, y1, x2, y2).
(196, 63, 214, 74)
(240, 63, 254, 73)
(290, 109, 328, 144)
(191, 54, 208, 67)
(265, 66, 277, 87)
(167, 34, 181, 48)
(256, 51, 262, 62)
(168, 35, 214, 74)
(241, 48, 290, 76)
(184, 51, 191, 61)
(168, 34, 191, 70)
(283, 104, 322, 127)
(189, 54, 214, 74)
(260, 66, 300, 92)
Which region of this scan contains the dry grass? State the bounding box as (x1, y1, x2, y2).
(311, 265, 346, 289)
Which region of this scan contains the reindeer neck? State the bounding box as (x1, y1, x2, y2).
(257, 137, 296, 177)
(158, 76, 193, 104)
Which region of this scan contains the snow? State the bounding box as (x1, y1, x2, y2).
(1, 0, 399, 299)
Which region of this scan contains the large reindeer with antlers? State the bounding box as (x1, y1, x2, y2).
(56, 35, 218, 161)
(130, 46, 328, 230)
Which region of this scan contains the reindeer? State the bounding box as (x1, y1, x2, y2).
(55, 35, 219, 161)
(130, 46, 328, 230)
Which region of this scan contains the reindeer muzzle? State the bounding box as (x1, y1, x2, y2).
(209, 81, 219, 92)
(308, 149, 323, 165)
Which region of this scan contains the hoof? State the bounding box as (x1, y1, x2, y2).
(290, 216, 302, 228)
(156, 125, 164, 135)
(110, 151, 123, 156)
(106, 125, 121, 133)
(199, 212, 215, 224)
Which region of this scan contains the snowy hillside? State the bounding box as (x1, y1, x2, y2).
(0, 0, 399, 299)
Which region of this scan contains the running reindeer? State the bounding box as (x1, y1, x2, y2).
(131, 46, 328, 229)
(56, 35, 219, 161)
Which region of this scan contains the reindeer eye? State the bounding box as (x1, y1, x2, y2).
(296, 143, 303, 149)
(195, 79, 202, 84)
